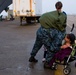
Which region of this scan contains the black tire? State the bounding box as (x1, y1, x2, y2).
(63, 67, 71, 75)
(52, 63, 57, 70)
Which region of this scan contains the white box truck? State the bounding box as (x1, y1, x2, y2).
(13, 0, 41, 25)
(13, 0, 58, 25)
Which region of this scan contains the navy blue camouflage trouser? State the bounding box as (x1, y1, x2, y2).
(30, 26, 66, 62)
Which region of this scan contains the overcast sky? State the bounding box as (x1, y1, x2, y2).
(42, 0, 76, 14)
(0, 0, 76, 16)
(59, 0, 76, 14)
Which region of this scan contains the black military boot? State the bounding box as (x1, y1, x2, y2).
(29, 56, 38, 62)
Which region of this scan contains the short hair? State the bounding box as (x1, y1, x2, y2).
(55, 1, 63, 10)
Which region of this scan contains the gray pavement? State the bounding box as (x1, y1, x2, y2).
(0, 16, 76, 75)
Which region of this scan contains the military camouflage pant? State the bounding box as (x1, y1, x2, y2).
(30, 26, 66, 62)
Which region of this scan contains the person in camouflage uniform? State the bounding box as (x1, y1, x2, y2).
(29, 1, 67, 65)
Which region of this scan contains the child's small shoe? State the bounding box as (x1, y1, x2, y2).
(42, 58, 46, 62)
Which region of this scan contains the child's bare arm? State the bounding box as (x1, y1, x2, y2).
(61, 43, 70, 49)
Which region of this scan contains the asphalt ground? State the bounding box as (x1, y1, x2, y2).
(0, 15, 76, 75)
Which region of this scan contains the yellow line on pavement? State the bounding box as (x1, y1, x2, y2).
(55, 65, 64, 75)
